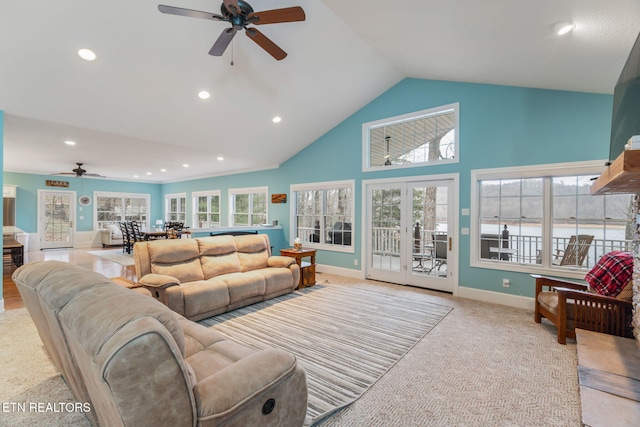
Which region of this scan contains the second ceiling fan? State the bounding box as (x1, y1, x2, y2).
(158, 0, 305, 61)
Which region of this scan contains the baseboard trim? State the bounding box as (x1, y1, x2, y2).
(315, 266, 534, 310)
(458, 286, 535, 310)
(316, 264, 363, 280)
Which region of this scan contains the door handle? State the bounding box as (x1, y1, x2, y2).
(448, 237, 452, 251)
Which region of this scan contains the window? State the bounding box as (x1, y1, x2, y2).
(292, 181, 355, 251)
(95, 192, 150, 229)
(165, 193, 186, 223)
(363, 103, 459, 171)
(472, 162, 634, 276)
(192, 190, 221, 228)
(229, 187, 267, 226)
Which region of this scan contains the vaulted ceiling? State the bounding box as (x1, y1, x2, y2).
(1, 0, 639, 183)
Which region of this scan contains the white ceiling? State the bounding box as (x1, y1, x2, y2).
(1, 0, 639, 183)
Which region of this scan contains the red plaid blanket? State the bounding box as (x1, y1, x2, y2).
(584, 251, 633, 297)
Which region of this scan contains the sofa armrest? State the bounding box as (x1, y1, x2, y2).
(268, 256, 296, 268)
(139, 273, 181, 288)
(193, 348, 298, 418)
(139, 274, 185, 315)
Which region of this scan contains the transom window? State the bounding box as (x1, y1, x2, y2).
(229, 187, 267, 226)
(472, 162, 634, 276)
(363, 103, 459, 171)
(192, 190, 221, 228)
(291, 180, 355, 251)
(95, 192, 150, 229)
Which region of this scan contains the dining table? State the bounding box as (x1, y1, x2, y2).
(141, 230, 168, 241)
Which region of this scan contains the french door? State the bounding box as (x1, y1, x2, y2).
(365, 179, 456, 293)
(39, 190, 75, 249)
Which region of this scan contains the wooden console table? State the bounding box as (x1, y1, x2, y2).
(3, 236, 24, 270)
(280, 248, 316, 289)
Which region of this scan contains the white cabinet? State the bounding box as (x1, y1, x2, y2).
(3, 186, 16, 198)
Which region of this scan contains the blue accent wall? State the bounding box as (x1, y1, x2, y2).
(160, 78, 613, 297)
(2, 172, 162, 233)
(4, 79, 614, 299)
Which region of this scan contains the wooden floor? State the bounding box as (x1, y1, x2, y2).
(2, 248, 137, 311)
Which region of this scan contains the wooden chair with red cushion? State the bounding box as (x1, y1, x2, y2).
(532, 251, 634, 344)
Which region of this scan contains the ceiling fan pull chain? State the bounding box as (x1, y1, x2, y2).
(231, 39, 235, 66)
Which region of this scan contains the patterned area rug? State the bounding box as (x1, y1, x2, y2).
(87, 249, 134, 266)
(199, 280, 452, 426)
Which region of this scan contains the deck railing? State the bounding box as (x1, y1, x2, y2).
(369, 226, 631, 269)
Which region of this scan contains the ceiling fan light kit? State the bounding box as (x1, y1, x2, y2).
(58, 163, 106, 178)
(158, 0, 305, 61)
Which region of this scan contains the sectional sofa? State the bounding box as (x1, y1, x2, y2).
(12, 260, 308, 426)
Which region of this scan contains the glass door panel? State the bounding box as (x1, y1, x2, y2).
(366, 180, 454, 293)
(368, 185, 403, 283)
(407, 181, 453, 292)
(39, 190, 74, 249)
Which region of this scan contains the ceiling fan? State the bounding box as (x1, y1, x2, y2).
(58, 163, 106, 178)
(158, 0, 305, 60)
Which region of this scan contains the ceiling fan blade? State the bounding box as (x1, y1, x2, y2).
(248, 6, 305, 25)
(158, 5, 225, 21)
(223, 0, 240, 15)
(85, 173, 106, 178)
(245, 28, 287, 61)
(209, 28, 237, 56)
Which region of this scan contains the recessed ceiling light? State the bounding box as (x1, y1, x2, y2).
(78, 48, 97, 61)
(217, 156, 224, 161)
(133, 174, 139, 178)
(552, 21, 575, 35)
(183, 164, 189, 168)
(64, 140, 76, 146)
(160, 168, 167, 172)
(146, 172, 152, 175)
(198, 91, 210, 100)
(272, 116, 282, 123)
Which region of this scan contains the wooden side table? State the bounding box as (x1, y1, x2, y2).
(280, 248, 316, 289)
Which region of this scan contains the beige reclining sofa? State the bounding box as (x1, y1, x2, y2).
(13, 260, 308, 427)
(134, 234, 300, 321)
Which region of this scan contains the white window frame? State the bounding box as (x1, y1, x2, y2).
(469, 160, 630, 279)
(362, 103, 459, 172)
(192, 190, 221, 229)
(228, 186, 268, 227)
(290, 180, 355, 253)
(94, 191, 150, 230)
(165, 192, 187, 224)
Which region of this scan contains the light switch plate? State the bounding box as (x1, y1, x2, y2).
(461, 227, 469, 235)
(461, 208, 470, 215)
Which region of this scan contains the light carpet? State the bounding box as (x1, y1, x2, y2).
(199, 280, 452, 426)
(87, 249, 134, 266)
(0, 274, 582, 426)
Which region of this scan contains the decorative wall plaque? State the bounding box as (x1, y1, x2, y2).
(46, 180, 69, 188)
(271, 193, 287, 204)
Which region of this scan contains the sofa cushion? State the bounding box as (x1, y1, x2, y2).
(197, 236, 243, 279)
(235, 235, 270, 272)
(254, 267, 295, 295)
(615, 280, 634, 301)
(181, 279, 230, 319)
(108, 224, 122, 238)
(148, 239, 204, 283)
(216, 272, 266, 304)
